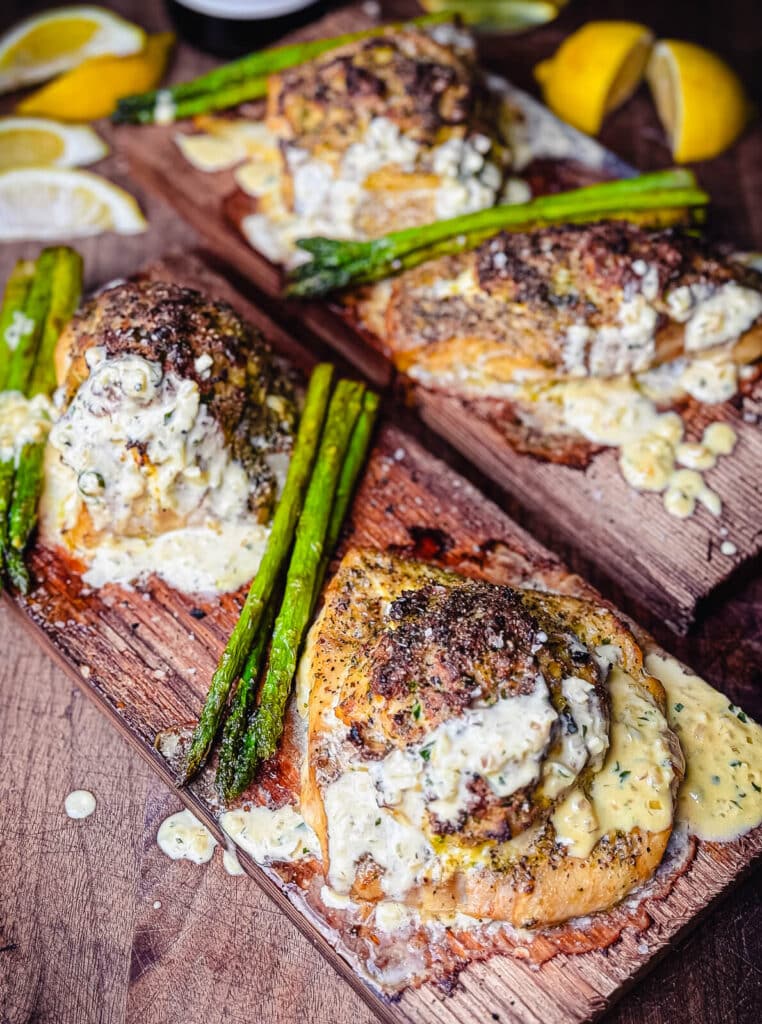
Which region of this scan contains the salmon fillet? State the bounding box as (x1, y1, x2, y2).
(349, 221, 762, 385)
(299, 548, 683, 929)
(50, 280, 297, 546)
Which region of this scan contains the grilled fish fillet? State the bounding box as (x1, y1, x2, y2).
(50, 280, 297, 546)
(350, 222, 762, 386)
(299, 548, 683, 928)
(231, 26, 509, 250)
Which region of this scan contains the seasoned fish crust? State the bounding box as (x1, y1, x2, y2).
(267, 29, 493, 161)
(350, 222, 762, 382)
(301, 548, 682, 927)
(55, 279, 297, 514)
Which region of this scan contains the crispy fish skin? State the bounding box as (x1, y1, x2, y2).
(352, 222, 762, 382)
(55, 280, 297, 520)
(301, 548, 683, 928)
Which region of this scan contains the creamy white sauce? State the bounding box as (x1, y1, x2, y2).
(222, 848, 245, 876)
(320, 670, 608, 897)
(0, 391, 54, 464)
(375, 681, 559, 826)
(157, 808, 217, 864)
(44, 349, 271, 594)
(561, 294, 659, 378)
(647, 653, 762, 842)
(64, 789, 96, 819)
(551, 664, 675, 859)
(79, 522, 269, 593)
(320, 885, 357, 911)
(180, 114, 503, 269)
(373, 901, 417, 933)
(540, 674, 609, 799)
(323, 770, 435, 898)
(683, 282, 762, 351)
(220, 804, 319, 864)
(541, 378, 737, 519)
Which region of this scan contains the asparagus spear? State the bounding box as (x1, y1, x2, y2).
(5, 546, 31, 595)
(228, 380, 366, 799)
(8, 438, 45, 562)
(28, 248, 83, 397)
(138, 77, 270, 124)
(0, 260, 35, 392)
(216, 390, 378, 801)
(422, 1, 562, 31)
(5, 249, 56, 394)
(287, 171, 710, 296)
(113, 12, 453, 124)
(2, 248, 82, 593)
(215, 596, 277, 800)
(315, 388, 379, 597)
(0, 459, 14, 593)
(182, 362, 334, 782)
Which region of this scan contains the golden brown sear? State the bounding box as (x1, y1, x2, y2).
(352, 222, 762, 381)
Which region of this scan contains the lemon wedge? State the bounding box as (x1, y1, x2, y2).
(17, 32, 174, 122)
(0, 168, 147, 240)
(535, 21, 654, 135)
(0, 117, 108, 170)
(647, 40, 751, 163)
(0, 6, 145, 95)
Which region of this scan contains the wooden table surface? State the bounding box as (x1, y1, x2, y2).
(1, 2, 761, 1023)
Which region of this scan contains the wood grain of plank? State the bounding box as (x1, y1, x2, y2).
(0, 608, 377, 1024)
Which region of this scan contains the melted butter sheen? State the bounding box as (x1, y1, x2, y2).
(551, 666, 675, 859)
(646, 653, 762, 841)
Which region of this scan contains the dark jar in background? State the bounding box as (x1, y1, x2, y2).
(165, 0, 331, 57)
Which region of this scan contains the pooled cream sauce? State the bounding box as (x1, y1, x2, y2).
(220, 804, 320, 865)
(647, 653, 762, 842)
(551, 664, 675, 859)
(157, 809, 217, 864)
(551, 378, 738, 519)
